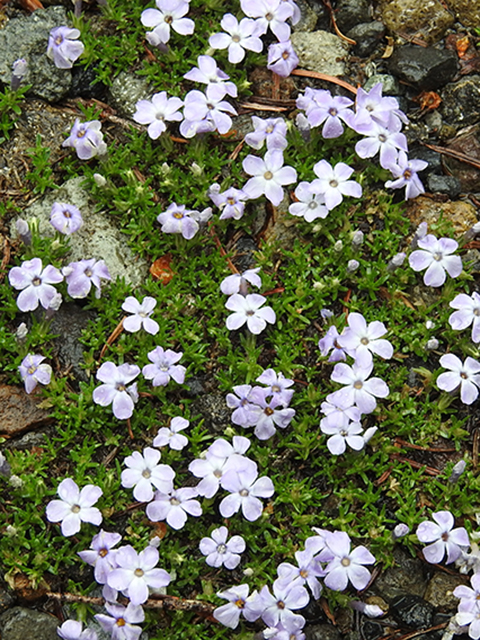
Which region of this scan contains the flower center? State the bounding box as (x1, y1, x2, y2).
(99, 548, 108, 557)
(117, 618, 126, 627)
(134, 568, 144, 577)
(277, 600, 285, 609)
(341, 557, 351, 566)
(329, 180, 338, 188)
(354, 380, 363, 389)
(217, 543, 227, 554)
(173, 212, 184, 219)
(160, 364, 169, 371)
(378, 133, 387, 143)
(308, 201, 318, 209)
(235, 599, 245, 609)
(116, 383, 126, 392)
(433, 252, 443, 261)
(246, 310, 255, 316)
(300, 569, 308, 578)
(214, 469, 222, 478)
(474, 308, 480, 316)
(264, 171, 273, 180)
(142, 469, 151, 478)
(329, 107, 338, 116)
(240, 489, 249, 497)
(264, 407, 274, 416)
(441, 532, 449, 541)
(360, 337, 369, 345)
(28, 366, 37, 375)
(63, 209, 72, 218)
(460, 372, 468, 379)
(156, 113, 165, 120)
(403, 169, 412, 180)
(139, 311, 147, 318)
(282, 51, 289, 60)
(71, 504, 81, 513)
(32, 276, 42, 286)
(232, 35, 240, 43)
(265, 11, 273, 20)
(170, 497, 180, 506)
(340, 429, 348, 436)
(227, 197, 236, 205)
(272, 385, 280, 393)
(85, 268, 92, 277)
(165, 14, 173, 24)
(55, 35, 64, 45)
(77, 129, 86, 138)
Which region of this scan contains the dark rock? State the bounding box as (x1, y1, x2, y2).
(185, 377, 206, 397)
(379, 0, 454, 45)
(424, 572, 466, 611)
(464, 249, 480, 274)
(0, 580, 16, 615)
(427, 174, 461, 198)
(390, 594, 435, 629)
(388, 46, 458, 91)
(0, 607, 58, 640)
(335, 0, 371, 32)
(231, 235, 259, 273)
(441, 76, 480, 129)
(347, 22, 386, 57)
(359, 618, 385, 640)
(70, 64, 108, 101)
(0, 384, 53, 438)
(190, 393, 230, 433)
(305, 623, 343, 640)
(441, 125, 480, 192)
(372, 546, 428, 601)
(408, 147, 442, 174)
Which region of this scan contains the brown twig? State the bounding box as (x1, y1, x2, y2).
(0, 236, 10, 282)
(321, 0, 357, 44)
(394, 438, 456, 453)
(422, 142, 480, 171)
(291, 69, 358, 95)
(208, 222, 239, 274)
(99, 317, 126, 361)
(126, 418, 133, 440)
(378, 623, 447, 640)
(239, 101, 290, 112)
(473, 428, 480, 471)
(390, 454, 440, 476)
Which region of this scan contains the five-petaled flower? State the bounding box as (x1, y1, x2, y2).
(242, 150, 297, 206)
(93, 362, 140, 420)
(436, 354, 480, 405)
(142, 346, 186, 387)
(199, 526, 246, 569)
(122, 296, 159, 335)
(47, 26, 84, 69)
(409, 234, 463, 287)
(46, 477, 103, 537)
(9, 257, 63, 312)
(18, 353, 52, 394)
(225, 293, 276, 334)
(50, 202, 83, 235)
(416, 510, 469, 564)
(62, 119, 107, 160)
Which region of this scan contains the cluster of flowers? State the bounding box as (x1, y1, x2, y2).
(221, 267, 276, 335)
(214, 526, 375, 639)
(227, 367, 295, 440)
(318, 311, 392, 454)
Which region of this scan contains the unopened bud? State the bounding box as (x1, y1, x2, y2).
(243, 567, 254, 577)
(352, 230, 364, 246)
(320, 308, 334, 320)
(190, 162, 203, 176)
(16, 322, 28, 341)
(387, 252, 406, 271)
(449, 460, 466, 483)
(15, 219, 31, 245)
(9, 474, 23, 489)
(93, 173, 107, 188)
(11, 58, 28, 90)
(411, 222, 428, 249)
(425, 320, 434, 330)
(350, 601, 385, 617)
(296, 112, 311, 142)
(333, 240, 343, 252)
(426, 337, 439, 350)
(0, 452, 11, 478)
(392, 523, 410, 539)
(347, 259, 359, 273)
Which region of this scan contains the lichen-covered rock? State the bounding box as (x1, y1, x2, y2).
(406, 196, 478, 235)
(0, 607, 58, 640)
(108, 71, 153, 117)
(379, 0, 454, 45)
(347, 22, 386, 57)
(290, 31, 350, 76)
(441, 76, 480, 130)
(446, 0, 480, 28)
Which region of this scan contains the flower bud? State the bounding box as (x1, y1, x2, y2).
(333, 240, 343, 252)
(449, 460, 466, 483)
(16, 322, 28, 341)
(347, 259, 359, 273)
(15, 219, 31, 245)
(387, 252, 406, 271)
(93, 173, 107, 188)
(352, 230, 364, 246)
(392, 523, 410, 539)
(425, 337, 439, 350)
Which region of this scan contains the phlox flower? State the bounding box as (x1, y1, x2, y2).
(142, 346, 186, 387)
(214, 584, 262, 628)
(50, 202, 83, 235)
(133, 92, 183, 139)
(220, 268, 262, 295)
(329, 353, 389, 414)
(449, 292, 480, 343)
(209, 185, 248, 220)
(226, 384, 258, 427)
(321, 395, 362, 423)
(153, 416, 189, 450)
(146, 487, 202, 530)
(189, 437, 251, 497)
(437, 354, 480, 405)
(351, 82, 407, 131)
(454, 573, 480, 610)
(47, 26, 84, 69)
(259, 580, 309, 628)
(182, 84, 237, 135)
(92, 362, 140, 420)
(141, 0, 194, 46)
(183, 55, 237, 97)
(121, 296, 159, 335)
(337, 312, 393, 361)
(95, 602, 144, 640)
(63, 259, 111, 299)
(107, 545, 171, 605)
(247, 389, 296, 440)
(156, 202, 212, 239)
(416, 510, 469, 564)
(256, 368, 294, 406)
(311, 160, 362, 210)
(199, 526, 246, 569)
(277, 548, 325, 599)
(318, 325, 348, 362)
(245, 116, 288, 152)
(62, 119, 107, 160)
(225, 293, 276, 334)
(455, 604, 480, 640)
(320, 413, 375, 455)
(78, 530, 122, 584)
(241, 0, 294, 41)
(57, 620, 97, 640)
(289, 182, 329, 222)
(409, 234, 462, 287)
(9, 257, 63, 312)
(267, 40, 299, 78)
(385, 151, 428, 200)
(242, 150, 297, 206)
(209, 14, 263, 64)
(354, 118, 408, 169)
(302, 89, 354, 138)
(18, 354, 52, 394)
(318, 531, 375, 591)
(46, 477, 102, 537)
(121, 447, 175, 502)
(220, 458, 274, 521)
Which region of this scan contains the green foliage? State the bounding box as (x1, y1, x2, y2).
(0, 85, 29, 144)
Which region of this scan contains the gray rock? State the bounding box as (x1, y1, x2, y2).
(13, 176, 149, 289)
(0, 580, 15, 615)
(378, 0, 454, 45)
(408, 147, 442, 174)
(372, 547, 428, 601)
(347, 22, 386, 57)
(441, 76, 480, 129)
(0, 7, 72, 102)
(335, 0, 371, 32)
(190, 393, 231, 433)
(290, 31, 350, 76)
(305, 623, 343, 640)
(427, 174, 461, 199)
(363, 74, 400, 95)
(390, 594, 435, 629)
(108, 71, 153, 117)
(424, 572, 468, 611)
(388, 45, 458, 91)
(0, 607, 58, 640)
(292, 0, 319, 32)
(446, 0, 480, 28)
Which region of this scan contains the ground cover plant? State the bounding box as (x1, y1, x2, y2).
(2, 0, 480, 639)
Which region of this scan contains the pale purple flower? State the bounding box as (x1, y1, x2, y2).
(57, 620, 97, 640)
(409, 234, 462, 287)
(449, 292, 480, 343)
(63, 259, 111, 298)
(311, 160, 362, 210)
(319, 531, 375, 591)
(392, 523, 410, 540)
(122, 296, 159, 335)
(454, 573, 480, 609)
(320, 413, 367, 455)
(220, 458, 274, 521)
(318, 325, 348, 362)
(95, 601, 145, 640)
(449, 460, 467, 483)
(142, 346, 186, 387)
(50, 202, 83, 235)
(277, 548, 325, 599)
(153, 417, 189, 450)
(15, 218, 31, 244)
(209, 185, 248, 220)
(146, 487, 202, 530)
(351, 82, 407, 131)
(354, 118, 408, 170)
(243, 150, 297, 206)
(267, 40, 299, 78)
(214, 584, 262, 628)
(107, 545, 171, 605)
(220, 268, 262, 295)
(350, 601, 385, 618)
(225, 293, 276, 334)
(183, 85, 237, 135)
(329, 354, 389, 414)
(289, 182, 329, 221)
(259, 580, 308, 628)
(47, 26, 84, 69)
(121, 448, 175, 502)
(321, 393, 362, 422)
(437, 354, 480, 405)
(456, 604, 480, 640)
(416, 510, 469, 564)
(18, 354, 52, 394)
(92, 362, 140, 420)
(209, 14, 263, 64)
(78, 530, 122, 584)
(199, 526, 246, 569)
(247, 390, 296, 440)
(385, 151, 427, 200)
(62, 119, 107, 160)
(256, 368, 294, 406)
(141, 0, 194, 46)
(245, 116, 288, 152)
(132, 92, 183, 139)
(46, 478, 102, 537)
(301, 89, 354, 138)
(11, 58, 28, 91)
(156, 202, 212, 239)
(337, 312, 393, 361)
(183, 55, 237, 97)
(226, 384, 258, 427)
(241, 0, 294, 41)
(9, 257, 63, 312)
